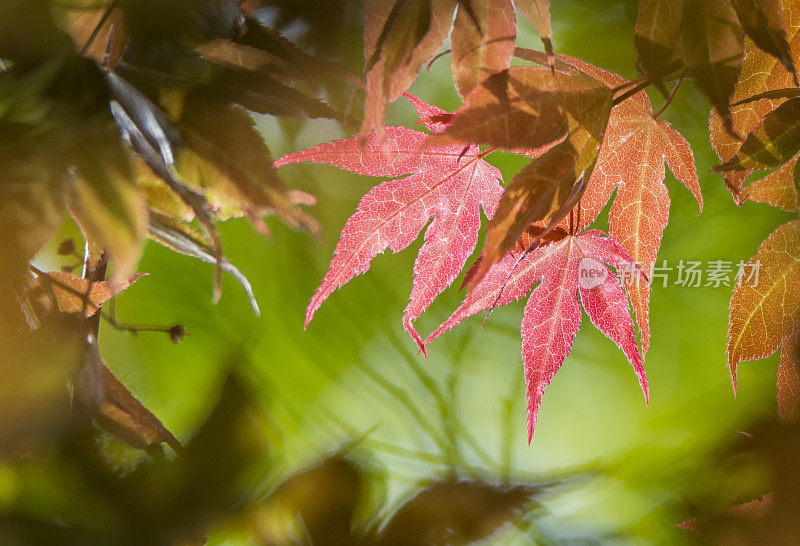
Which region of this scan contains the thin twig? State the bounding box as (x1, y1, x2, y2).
(652, 69, 686, 120)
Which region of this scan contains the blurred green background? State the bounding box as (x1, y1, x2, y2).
(10, 0, 794, 543)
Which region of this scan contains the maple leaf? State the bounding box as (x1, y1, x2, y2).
(36, 270, 146, 318)
(425, 230, 648, 442)
(450, 0, 516, 98)
(362, 0, 457, 135)
(514, 50, 703, 356)
(362, 0, 554, 134)
(274, 94, 503, 351)
(427, 64, 613, 285)
(710, 0, 800, 201)
(636, 0, 798, 138)
(728, 221, 800, 396)
(636, 0, 745, 134)
(730, 0, 798, 86)
(515, 0, 553, 64)
(715, 97, 800, 172)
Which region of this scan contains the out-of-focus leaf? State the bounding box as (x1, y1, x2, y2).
(178, 94, 318, 235)
(254, 455, 364, 545)
(634, 0, 684, 90)
(715, 97, 800, 171)
(377, 479, 540, 545)
(70, 142, 148, 282)
(728, 220, 800, 391)
(731, 0, 798, 85)
(88, 360, 182, 452)
(56, 0, 129, 70)
(681, 0, 744, 137)
(450, 0, 516, 98)
(681, 420, 800, 543)
(0, 315, 84, 457)
(33, 270, 146, 318)
(0, 173, 66, 281)
(362, 0, 456, 135)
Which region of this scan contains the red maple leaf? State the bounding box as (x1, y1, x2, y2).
(514, 51, 703, 356)
(424, 230, 648, 442)
(274, 94, 503, 351)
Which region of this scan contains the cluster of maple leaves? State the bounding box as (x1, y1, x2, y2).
(275, 0, 800, 443)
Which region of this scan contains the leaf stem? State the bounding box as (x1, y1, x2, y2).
(612, 78, 651, 106)
(652, 70, 685, 120)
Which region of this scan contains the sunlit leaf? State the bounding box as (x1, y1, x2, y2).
(681, 0, 744, 137)
(426, 231, 647, 441)
(362, 0, 456, 135)
(728, 220, 800, 390)
(634, 0, 684, 90)
(275, 94, 503, 350)
(715, 97, 800, 171)
(450, 0, 516, 98)
(731, 0, 798, 85)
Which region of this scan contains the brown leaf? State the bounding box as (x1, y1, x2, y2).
(634, 0, 684, 88)
(450, 0, 516, 98)
(0, 174, 66, 282)
(714, 97, 800, 171)
(70, 142, 148, 282)
(80, 358, 181, 452)
(428, 65, 611, 153)
(378, 479, 539, 546)
(362, 0, 456, 135)
(473, 131, 605, 286)
(709, 0, 800, 200)
(254, 456, 362, 545)
(728, 220, 800, 390)
(178, 94, 319, 236)
(56, 0, 129, 70)
(741, 159, 799, 210)
(515, 0, 554, 63)
(0, 316, 84, 457)
(681, 0, 744, 137)
(731, 0, 799, 85)
(37, 270, 146, 318)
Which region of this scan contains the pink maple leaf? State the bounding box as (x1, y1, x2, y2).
(424, 230, 649, 442)
(513, 51, 703, 357)
(274, 94, 503, 351)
